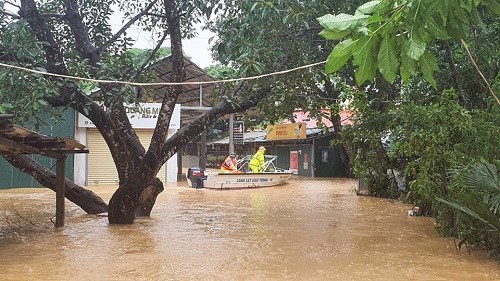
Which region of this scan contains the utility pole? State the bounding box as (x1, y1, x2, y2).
(229, 114, 234, 154)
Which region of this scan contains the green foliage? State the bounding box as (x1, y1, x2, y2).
(1, 11, 171, 124)
(204, 64, 237, 79)
(127, 47, 171, 68)
(389, 90, 499, 209)
(0, 69, 67, 127)
(0, 19, 61, 124)
(209, 0, 366, 124)
(436, 162, 500, 256)
(327, 0, 499, 258)
(1, 20, 44, 62)
(334, 88, 400, 198)
(0, 0, 206, 125)
(318, 0, 499, 87)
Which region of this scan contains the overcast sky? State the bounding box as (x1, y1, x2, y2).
(175, 28, 217, 68)
(109, 10, 217, 68)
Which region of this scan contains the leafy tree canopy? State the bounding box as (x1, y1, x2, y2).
(208, 0, 369, 126)
(318, 0, 500, 89)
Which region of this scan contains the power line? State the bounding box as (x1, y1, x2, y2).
(0, 61, 327, 87)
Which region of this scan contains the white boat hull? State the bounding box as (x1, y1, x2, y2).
(202, 172, 292, 189)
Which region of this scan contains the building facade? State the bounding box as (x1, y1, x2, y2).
(74, 103, 180, 186)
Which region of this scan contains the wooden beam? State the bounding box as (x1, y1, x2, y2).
(200, 129, 207, 170)
(11, 125, 36, 137)
(40, 150, 65, 159)
(59, 149, 90, 154)
(55, 156, 66, 227)
(0, 135, 40, 154)
(64, 138, 86, 150)
(25, 140, 66, 149)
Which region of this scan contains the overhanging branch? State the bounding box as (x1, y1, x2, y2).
(98, 0, 160, 53)
(134, 30, 169, 79)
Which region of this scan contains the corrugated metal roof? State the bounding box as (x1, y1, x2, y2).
(209, 130, 267, 144)
(150, 56, 215, 105)
(209, 128, 334, 144)
(145, 55, 217, 121)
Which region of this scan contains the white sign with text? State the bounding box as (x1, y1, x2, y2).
(77, 103, 181, 129)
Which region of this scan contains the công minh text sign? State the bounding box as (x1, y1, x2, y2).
(77, 103, 181, 129)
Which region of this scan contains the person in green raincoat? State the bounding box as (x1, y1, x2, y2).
(249, 146, 266, 173)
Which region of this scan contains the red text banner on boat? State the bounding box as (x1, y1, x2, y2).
(266, 123, 306, 140)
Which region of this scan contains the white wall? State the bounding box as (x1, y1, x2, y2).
(73, 126, 87, 186)
(165, 129, 178, 183)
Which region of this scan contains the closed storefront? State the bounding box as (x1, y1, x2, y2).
(86, 129, 167, 185)
(74, 103, 180, 186)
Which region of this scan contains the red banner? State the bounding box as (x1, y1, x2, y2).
(290, 151, 298, 174)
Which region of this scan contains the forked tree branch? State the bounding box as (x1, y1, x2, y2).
(98, 0, 160, 53)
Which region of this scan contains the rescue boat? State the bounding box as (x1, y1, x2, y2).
(189, 155, 293, 189)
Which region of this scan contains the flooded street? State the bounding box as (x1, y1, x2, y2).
(0, 178, 498, 280)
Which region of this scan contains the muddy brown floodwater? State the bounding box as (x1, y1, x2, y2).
(0, 178, 498, 281)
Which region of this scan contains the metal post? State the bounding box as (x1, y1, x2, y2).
(177, 147, 183, 180)
(311, 139, 315, 178)
(199, 85, 203, 106)
(177, 120, 184, 180)
(200, 129, 207, 170)
(229, 114, 234, 154)
(55, 155, 66, 227)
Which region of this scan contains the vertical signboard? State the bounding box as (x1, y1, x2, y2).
(322, 149, 329, 162)
(290, 151, 298, 174)
(303, 152, 309, 170)
(233, 121, 244, 145)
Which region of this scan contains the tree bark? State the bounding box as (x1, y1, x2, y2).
(136, 178, 164, 216)
(3, 155, 108, 214)
(108, 175, 163, 223)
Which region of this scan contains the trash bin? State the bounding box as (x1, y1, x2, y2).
(187, 167, 205, 188)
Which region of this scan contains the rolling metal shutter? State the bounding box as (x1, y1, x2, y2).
(87, 129, 166, 185)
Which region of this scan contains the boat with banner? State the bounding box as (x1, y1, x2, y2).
(188, 155, 292, 189)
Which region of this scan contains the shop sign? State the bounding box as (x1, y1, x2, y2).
(266, 123, 306, 140)
(77, 103, 181, 129)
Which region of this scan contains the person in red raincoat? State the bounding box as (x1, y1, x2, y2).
(220, 153, 238, 173)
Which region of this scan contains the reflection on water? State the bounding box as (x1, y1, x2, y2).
(0, 178, 498, 281)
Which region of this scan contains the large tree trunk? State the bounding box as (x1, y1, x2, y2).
(108, 175, 163, 224)
(106, 0, 184, 224)
(3, 155, 108, 214)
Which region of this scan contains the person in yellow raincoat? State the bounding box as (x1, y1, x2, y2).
(220, 153, 238, 173)
(249, 146, 266, 173)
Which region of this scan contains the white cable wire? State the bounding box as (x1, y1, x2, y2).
(0, 61, 327, 87)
